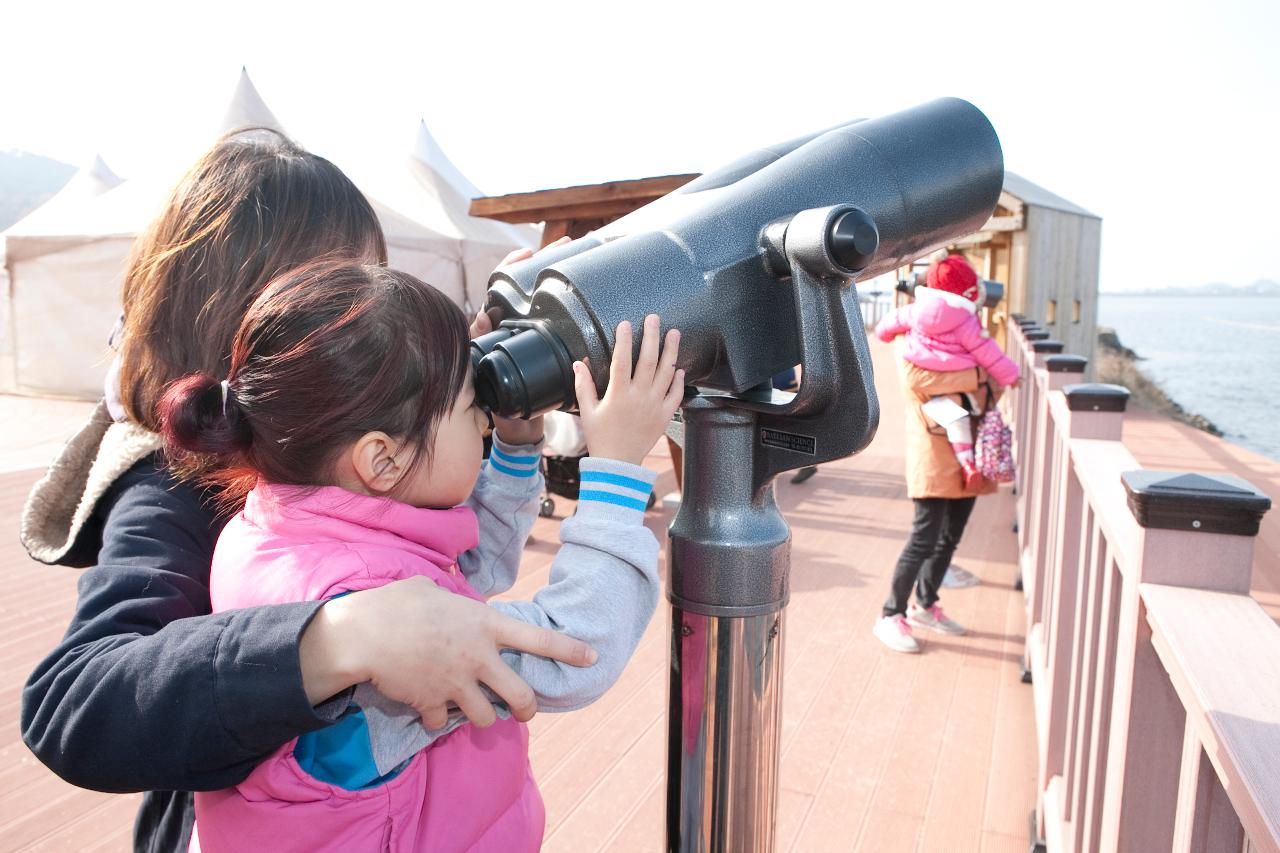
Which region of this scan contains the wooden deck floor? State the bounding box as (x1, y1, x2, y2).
(1, 340, 1274, 851)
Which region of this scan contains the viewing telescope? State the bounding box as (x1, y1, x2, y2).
(471, 97, 1003, 423)
(473, 97, 1004, 852)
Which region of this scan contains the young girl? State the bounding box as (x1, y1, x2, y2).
(874, 254, 1020, 491)
(161, 260, 684, 851)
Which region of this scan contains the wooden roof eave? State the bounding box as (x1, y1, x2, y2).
(468, 174, 700, 225)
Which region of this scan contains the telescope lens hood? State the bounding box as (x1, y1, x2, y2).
(471, 322, 577, 420)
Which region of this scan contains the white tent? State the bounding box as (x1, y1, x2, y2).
(0, 70, 520, 399)
(361, 120, 540, 312)
(0, 152, 132, 397)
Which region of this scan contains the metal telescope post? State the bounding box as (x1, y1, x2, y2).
(665, 205, 881, 852)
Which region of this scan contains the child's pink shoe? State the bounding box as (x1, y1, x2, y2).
(960, 460, 986, 493)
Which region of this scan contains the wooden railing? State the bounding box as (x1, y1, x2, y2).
(1004, 315, 1279, 853)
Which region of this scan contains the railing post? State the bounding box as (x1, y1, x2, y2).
(1015, 328, 1050, 472)
(1018, 338, 1065, 608)
(1034, 366, 1100, 755)
(1098, 471, 1272, 853)
(1031, 380, 1127, 852)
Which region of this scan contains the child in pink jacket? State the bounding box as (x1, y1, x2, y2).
(161, 260, 685, 852)
(874, 255, 1020, 490)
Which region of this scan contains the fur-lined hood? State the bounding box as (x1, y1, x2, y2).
(21, 401, 165, 566)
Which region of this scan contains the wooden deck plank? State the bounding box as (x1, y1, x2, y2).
(541, 719, 666, 851)
(599, 776, 664, 852)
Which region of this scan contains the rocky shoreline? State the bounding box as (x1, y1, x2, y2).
(1095, 327, 1223, 436)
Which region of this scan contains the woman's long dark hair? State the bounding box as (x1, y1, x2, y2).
(118, 128, 388, 448)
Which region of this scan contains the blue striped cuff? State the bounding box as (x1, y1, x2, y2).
(579, 470, 652, 494)
(575, 458, 656, 517)
(488, 442, 541, 478)
(578, 489, 649, 512)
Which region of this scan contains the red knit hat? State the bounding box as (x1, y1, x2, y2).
(926, 255, 980, 302)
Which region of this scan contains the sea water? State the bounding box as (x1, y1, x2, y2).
(1098, 295, 1280, 460)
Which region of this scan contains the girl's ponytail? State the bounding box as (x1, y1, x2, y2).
(159, 374, 253, 457)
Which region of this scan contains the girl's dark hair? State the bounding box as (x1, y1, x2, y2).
(159, 261, 470, 501)
(119, 128, 388, 443)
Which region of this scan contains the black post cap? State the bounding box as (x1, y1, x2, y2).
(1015, 317, 1037, 327)
(1046, 354, 1088, 373)
(1063, 383, 1129, 412)
(1024, 330, 1050, 341)
(1032, 339, 1065, 353)
(1122, 470, 1271, 536)
(1010, 312, 1026, 322)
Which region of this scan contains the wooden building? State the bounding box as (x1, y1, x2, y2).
(955, 172, 1102, 362)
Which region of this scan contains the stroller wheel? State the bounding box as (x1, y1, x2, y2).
(539, 497, 556, 518)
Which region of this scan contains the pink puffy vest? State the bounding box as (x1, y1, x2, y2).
(192, 482, 544, 853)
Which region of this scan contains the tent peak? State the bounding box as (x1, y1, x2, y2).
(412, 119, 483, 201)
(220, 68, 287, 137)
(86, 153, 123, 187)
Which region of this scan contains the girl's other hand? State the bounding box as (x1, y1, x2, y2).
(301, 576, 597, 728)
(574, 314, 684, 466)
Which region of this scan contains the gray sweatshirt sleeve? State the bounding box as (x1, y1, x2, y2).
(491, 456, 660, 712)
(457, 437, 544, 596)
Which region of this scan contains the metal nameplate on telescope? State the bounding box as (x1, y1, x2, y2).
(760, 428, 817, 455)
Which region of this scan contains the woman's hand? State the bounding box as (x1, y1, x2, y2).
(299, 576, 597, 728)
(469, 309, 544, 446)
(574, 314, 684, 466)
(494, 235, 571, 270)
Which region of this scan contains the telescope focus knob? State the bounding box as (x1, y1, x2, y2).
(828, 207, 879, 274)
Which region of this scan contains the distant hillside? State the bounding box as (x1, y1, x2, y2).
(1102, 280, 1280, 297)
(0, 150, 75, 231)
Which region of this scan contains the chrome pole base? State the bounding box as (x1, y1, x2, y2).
(666, 607, 785, 853)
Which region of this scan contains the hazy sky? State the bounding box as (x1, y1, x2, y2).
(4, 0, 1276, 292)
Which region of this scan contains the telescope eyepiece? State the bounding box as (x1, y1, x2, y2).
(469, 322, 577, 420)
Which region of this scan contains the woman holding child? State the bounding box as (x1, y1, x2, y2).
(20, 129, 670, 851)
(871, 253, 1020, 654)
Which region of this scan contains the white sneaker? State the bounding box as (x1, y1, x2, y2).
(941, 565, 981, 589)
(872, 615, 920, 653)
(662, 491, 682, 510)
(907, 602, 966, 636)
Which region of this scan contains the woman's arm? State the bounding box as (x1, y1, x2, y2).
(21, 461, 342, 793)
(22, 460, 598, 792)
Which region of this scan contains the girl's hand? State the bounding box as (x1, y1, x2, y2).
(574, 314, 684, 466)
(469, 309, 544, 446)
(301, 576, 597, 728)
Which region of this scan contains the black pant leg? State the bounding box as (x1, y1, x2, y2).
(883, 499, 948, 617)
(915, 497, 978, 609)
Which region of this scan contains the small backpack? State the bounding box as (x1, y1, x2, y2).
(975, 408, 1015, 483)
